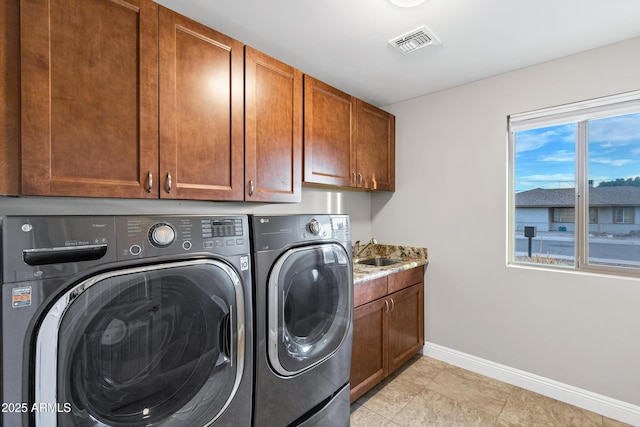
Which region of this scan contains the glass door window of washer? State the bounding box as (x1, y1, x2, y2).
(35, 260, 245, 427)
(268, 243, 352, 376)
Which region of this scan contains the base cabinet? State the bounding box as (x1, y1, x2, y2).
(350, 267, 424, 403)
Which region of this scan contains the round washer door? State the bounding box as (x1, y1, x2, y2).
(35, 259, 246, 427)
(268, 243, 352, 376)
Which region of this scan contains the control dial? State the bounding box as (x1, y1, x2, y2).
(307, 219, 321, 235)
(149, 223, 176, 248)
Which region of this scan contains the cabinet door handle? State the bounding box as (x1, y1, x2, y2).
(389, 298, 395, 312)
(147, 171, 153, 193)
(165, 172, 172, 193)
(358, 172, 363, 186)
(249, 179, 255, 196)
(352, 172, 357, 184)
(384, 299, 389, 313)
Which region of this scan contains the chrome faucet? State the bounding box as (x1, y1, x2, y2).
(354, 238, 377, 258)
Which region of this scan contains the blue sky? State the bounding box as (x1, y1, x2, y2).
(514, 112, 640, 192)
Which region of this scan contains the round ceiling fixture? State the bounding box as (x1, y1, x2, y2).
(389, 0, 426, 7)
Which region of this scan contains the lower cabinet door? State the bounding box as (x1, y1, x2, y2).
(388, 283, 424, 374)
(350, 297, 388, 403)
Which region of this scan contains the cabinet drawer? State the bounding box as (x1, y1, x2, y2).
(354, 276, 387, 307)
(388, 266, 423, 294)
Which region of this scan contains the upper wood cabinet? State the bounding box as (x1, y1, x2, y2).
(0, 0, 20, 195)
(20, 0, 160, 198)
(19, 1, 245, 201)
(159, 7, 244, 201)
(303, 75, 395, 191)
(303, 76, 356, 187)
(356, 100, 396, 191)
(244, 46, 302, 202)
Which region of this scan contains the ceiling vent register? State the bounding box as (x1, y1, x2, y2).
(389, 25, 441, 53)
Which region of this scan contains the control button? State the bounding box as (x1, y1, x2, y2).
(203, 241, 214, 249)
(182, 241, 192, 250)
(129, 245, 142, 256)
(307, 219, 321, 235)
(149, 223, 176, 248)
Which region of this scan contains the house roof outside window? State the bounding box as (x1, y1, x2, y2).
(515, 186, 640, 208)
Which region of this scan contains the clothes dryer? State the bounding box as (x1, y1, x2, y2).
(251, 214, 352, 427)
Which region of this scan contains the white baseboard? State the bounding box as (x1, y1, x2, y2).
(423, 342, 640, 426)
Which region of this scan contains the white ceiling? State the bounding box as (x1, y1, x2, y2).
(154, 0, 640, 106)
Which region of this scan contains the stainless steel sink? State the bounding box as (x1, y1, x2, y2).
(354, 257, 402, 267)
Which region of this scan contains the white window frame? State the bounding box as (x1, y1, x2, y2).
(508, 90, 640, 277)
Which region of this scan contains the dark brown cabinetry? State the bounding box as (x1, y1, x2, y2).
(303, 76, 356, 188)
(21, 0, 160, 198)
(159, 7, 244, 200)
(350, 267, 424, 402)
(356, 100, 396, 191)
(0, 0, 20, 195)
(20, 1, 246, 201)
(245, 46, 302, 202)
(303, 75, 395, 191)
(14, 1, 392, 201)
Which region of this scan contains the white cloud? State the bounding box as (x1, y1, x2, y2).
(590, 158, 634, 167)
(540, 150, 573, 162)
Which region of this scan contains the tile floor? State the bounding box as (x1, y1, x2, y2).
(350, 354, 634, 427)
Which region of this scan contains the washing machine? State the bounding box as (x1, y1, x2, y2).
(251, 214, 353, 427)
(1, 215, 253, 426)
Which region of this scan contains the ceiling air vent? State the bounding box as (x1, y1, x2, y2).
(389, 25, 440, 53)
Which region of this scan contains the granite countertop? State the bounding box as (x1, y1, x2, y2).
(352, 243, 429, 285)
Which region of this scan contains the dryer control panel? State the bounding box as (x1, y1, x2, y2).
(251, 214, 350, 252)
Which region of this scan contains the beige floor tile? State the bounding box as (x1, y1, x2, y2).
(359, 373, 426, 420)
(603, 416, 636, 427)
(387, 355, 445, 389)
(352, 355, 632, 427)
(426, 365, 514, 418)
(497, 387, 603, 427)
(392, 388, 499, 427)
(350, 403, 394, 427)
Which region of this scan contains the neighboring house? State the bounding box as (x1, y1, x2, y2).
(515, 186, 640, 235)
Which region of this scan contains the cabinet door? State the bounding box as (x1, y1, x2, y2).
(356, 100, 395, 191)
(350, 298, 388, 403)
(303, 76, 356, 187)
(245, 47, 302, 202)
(0, 0, 20, 195)
(21, 0, 159, 198)
(159, 7, 244, 200)
(387, 283, 424, 374)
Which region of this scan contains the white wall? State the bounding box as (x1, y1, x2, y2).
(373, 37, 640, 407)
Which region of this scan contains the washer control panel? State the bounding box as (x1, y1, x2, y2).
(148, 223, 176, 248)
(116, 215, 249, 259)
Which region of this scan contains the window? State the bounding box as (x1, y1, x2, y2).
(614, 207, 635, 224)
(509, 90, 640, 275)
(552, 208, 574, 223)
